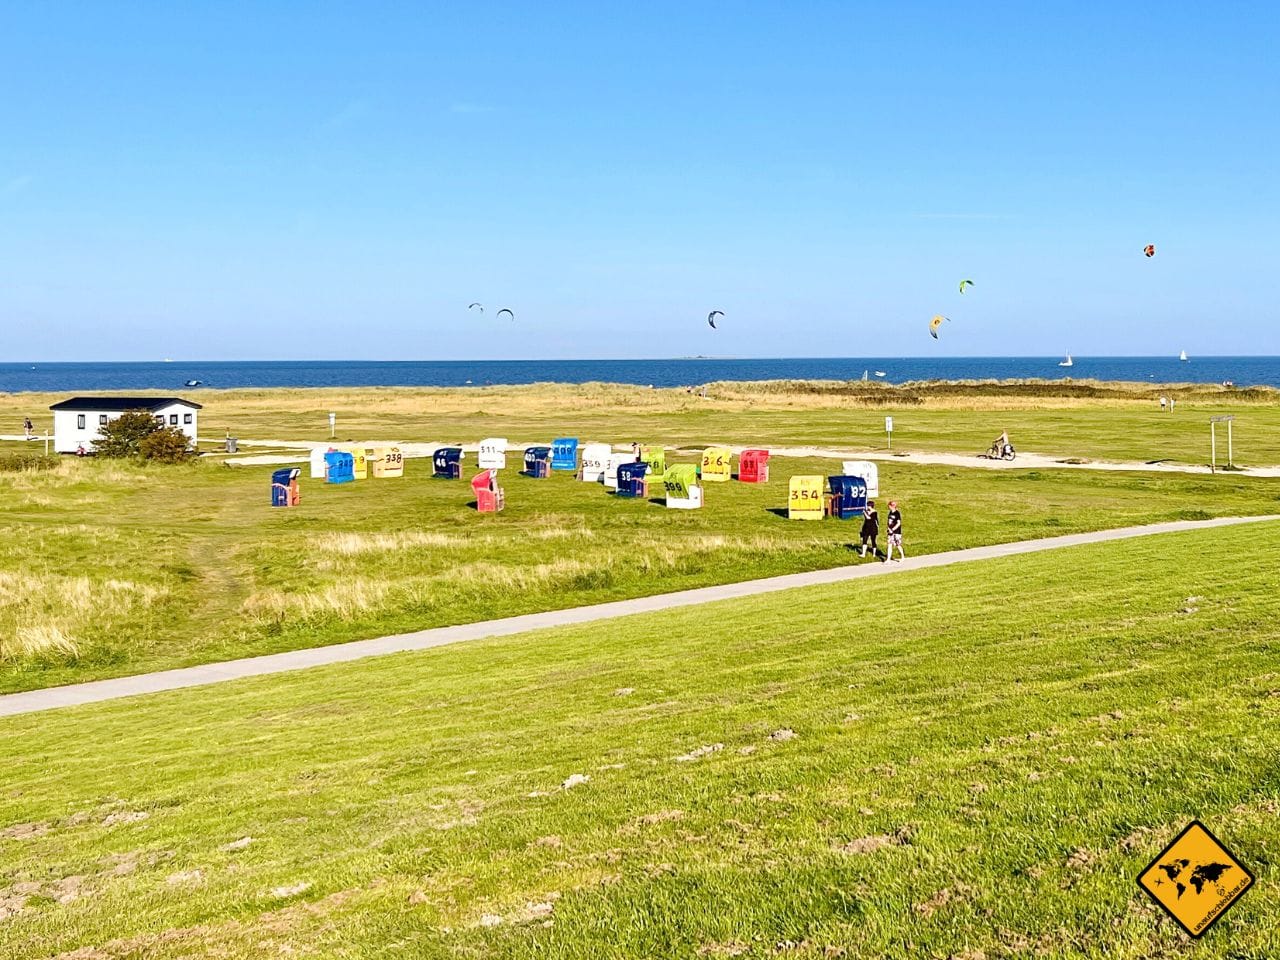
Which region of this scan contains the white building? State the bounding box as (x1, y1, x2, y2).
(49, 397, 202, 454)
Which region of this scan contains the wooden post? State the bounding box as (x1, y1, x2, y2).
(1210, 421, 1216, 474)
(1228, 419, 1234, 467)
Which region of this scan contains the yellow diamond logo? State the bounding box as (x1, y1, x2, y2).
(1136, 820, 1254, 937)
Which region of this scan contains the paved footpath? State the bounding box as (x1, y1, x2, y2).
(2, 515, 1276, 718)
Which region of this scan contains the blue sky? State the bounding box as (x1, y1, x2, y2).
(2, 2, 1277, 360)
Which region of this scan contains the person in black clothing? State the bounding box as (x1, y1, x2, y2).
(858, 500, 880, 558)
(884, 500, 905, 562)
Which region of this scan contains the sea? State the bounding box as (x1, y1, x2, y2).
(2, 357, 1278, 393)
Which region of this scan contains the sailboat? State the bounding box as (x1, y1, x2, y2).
(1058, 352, 1073, 367)
(862, 370, 869, 381)
(1179, 349, 1189, 362)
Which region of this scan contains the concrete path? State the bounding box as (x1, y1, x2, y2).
(2, 514, 1275, 719)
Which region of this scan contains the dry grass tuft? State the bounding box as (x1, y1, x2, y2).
(0, 572, 167, 664)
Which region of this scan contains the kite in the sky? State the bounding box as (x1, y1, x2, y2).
(1144, 244, 1155, 258)
(496, 308, 515, 320)
(929, 314, 948, 339)
(468, 302, 484, 313)
(959, 279, 974, 294)
(707, 310, 724, 329)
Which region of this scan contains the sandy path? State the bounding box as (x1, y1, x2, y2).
(752, 445, 1280, 477)
(2, 514, 1275, 718)
(207, 436, 1279, 476)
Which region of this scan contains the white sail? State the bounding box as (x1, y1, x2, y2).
(1058, 353, 1073, 367)
(1180, 350, 1189, 361)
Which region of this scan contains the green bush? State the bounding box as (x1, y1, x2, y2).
(138, 426, 195, 463)
(95, 410, 194, 462)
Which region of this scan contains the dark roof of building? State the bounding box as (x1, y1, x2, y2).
(49, 397, 203, 412)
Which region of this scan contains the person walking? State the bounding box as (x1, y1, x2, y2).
(858, 500, 880, 558)
(884, 500, 906, 562)
(23, 417, 34, 439)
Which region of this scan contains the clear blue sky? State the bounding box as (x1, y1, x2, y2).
(2, 2, 1277, 360)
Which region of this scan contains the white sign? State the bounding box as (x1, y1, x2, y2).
(579, 443, 611, 482)
(884, 416, 893, 433)
(328, 412, 336, 438)
(478, 437, 508, 470)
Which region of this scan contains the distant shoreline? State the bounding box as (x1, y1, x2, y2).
(3, 356, 1278, 392)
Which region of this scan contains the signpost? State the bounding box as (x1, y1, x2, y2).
(328, 412, 336, 439)
(885, 416, 894, 451)
(1210, 415, 1234, 473)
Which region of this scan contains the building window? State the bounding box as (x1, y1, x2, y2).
(169, 414, 179, 425)
(99, 414, 109, 425)
(183, 413, 193, 425)
(77, 414, 86, 429)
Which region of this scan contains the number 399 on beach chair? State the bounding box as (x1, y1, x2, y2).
(663, 464, 703, 510)
(432, 447, 464, 479)
(471, 469, 505, 513)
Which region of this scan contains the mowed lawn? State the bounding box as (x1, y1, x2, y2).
(2, 522, 1278, 958)
(3, 382, 1280, 465)
(3, 451, 1280, 694)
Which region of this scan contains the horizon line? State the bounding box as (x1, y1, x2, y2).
(5, 354, 1278, 365)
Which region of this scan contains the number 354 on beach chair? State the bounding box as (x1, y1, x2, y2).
(788, 475, 824, 520)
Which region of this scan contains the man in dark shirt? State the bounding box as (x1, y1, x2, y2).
(859, 500, 880, 558)
(885, 500, 905, 562)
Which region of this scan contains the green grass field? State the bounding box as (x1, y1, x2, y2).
(4, 449, 1279, 695)
(3, 522, 1277, 958)
(4, 380, 1280, 465)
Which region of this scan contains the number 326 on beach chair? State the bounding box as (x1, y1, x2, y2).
(700, 446, 732, 483)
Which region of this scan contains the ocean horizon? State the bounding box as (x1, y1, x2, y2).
(2, 356, 1278, 393)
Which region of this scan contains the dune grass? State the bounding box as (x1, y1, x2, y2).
(3, 448, 1279, 695)
(1, 522, 1277, 958)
